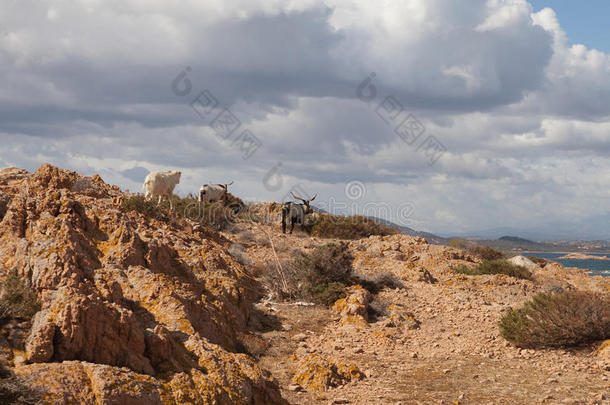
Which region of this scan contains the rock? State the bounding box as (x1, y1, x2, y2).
(292, 333, 308, 342)
(332, 285, 371, 327)
(291, 354, 364, 392)
(0, 164, 287, 404)
(507, 255, 538, 270)
(386, 304, 420, 330)
(418, 269, 437, 284)
(288, 384, 303, 392)
(595, 339, 610, 371)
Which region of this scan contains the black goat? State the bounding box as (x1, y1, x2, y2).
(282, 192, 317, 234)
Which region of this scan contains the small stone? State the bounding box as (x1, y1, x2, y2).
(288, 384, 303, 392)
(292, 333, 307, 342)
(410, 352, 418, 358)
(330, 398, 350, 404)
(354, 348, 364, 354)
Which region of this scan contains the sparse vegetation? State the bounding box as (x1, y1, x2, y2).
(309, 214, 399, 240)
(527, 256, 548, 267)
(264, 243, 403, 306)
(447, 239, 506, 260)
(0, 269, 40, 322)
(469, 246, 504, 260)
(448, 238, 470, 249)
(120, 193, 237, 230)
(453, 259, 532, 280)
(0, 271, 40, 404)
(499, 291, 610, 348)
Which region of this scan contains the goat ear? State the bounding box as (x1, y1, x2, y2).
(308, 194, 317, 202)
(226, 181, 233, 186)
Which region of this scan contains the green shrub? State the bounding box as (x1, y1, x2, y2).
(309, 214, 398, 240)
(454, 259, 532, 280)
(499, 291, 610, 348)
(0, 269, 40, 321)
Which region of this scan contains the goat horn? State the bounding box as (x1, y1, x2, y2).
(308, 194, 317, 202)
(226, 181, 233, 186)
(290, 192, 306, 202)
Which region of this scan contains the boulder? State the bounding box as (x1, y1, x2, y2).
(291, 354, 364, 392)
(507, 255, 539, 270)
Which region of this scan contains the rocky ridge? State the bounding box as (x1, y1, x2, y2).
(0, 164, 285, 404)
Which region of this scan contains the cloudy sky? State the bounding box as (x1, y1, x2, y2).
(1, 0, 609, 240)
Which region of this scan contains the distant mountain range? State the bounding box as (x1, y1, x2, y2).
(371, 217, 610, 253)
(313, 209, 610, 253)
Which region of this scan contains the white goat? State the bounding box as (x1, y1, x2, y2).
(198, 181, 233, 205)
(143, 170, 181, 210)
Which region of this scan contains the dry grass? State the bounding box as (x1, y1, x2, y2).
(0, 269, 40, 322)
(121, 194, 237, 230)
(309, 214, 399, 240)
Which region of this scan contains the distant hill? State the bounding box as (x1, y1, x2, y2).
(498, 236, 535, 244)
(366, 216, 449, 245)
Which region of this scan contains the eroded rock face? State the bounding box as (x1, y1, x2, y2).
(0, 164, 286, 404)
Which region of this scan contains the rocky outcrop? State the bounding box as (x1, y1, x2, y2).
(0, 164, 286, 404)
(332, 285, 370, 327)
(291, 353, 364, 392)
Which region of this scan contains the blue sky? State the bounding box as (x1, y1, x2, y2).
(530, 0, 610, 52)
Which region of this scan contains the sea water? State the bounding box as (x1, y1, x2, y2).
(525, 252, 610, 277)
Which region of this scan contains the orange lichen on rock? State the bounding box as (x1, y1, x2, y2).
(386, 303, 420, 330)
(332, 285, 371, 327)
(291, 353, 364, 392)
(595, 339, 610, 371)
(0, 164, 286, 404)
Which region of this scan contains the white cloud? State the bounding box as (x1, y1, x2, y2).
(0, 0, 609, 239)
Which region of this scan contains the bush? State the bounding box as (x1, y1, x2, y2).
(0, 269, 40, 321)
(264, 243, 354, 306)
(454, 259, 532, 280)
(499, 291, 610, 348)
(309, 214, 399, 240)
(469, 246, 504, 260)
(264, 243, 404, 306)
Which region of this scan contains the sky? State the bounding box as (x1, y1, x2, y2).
(1, 0, 610, 241)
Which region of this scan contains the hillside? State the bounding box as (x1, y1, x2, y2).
(0, 164, 609, 404)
